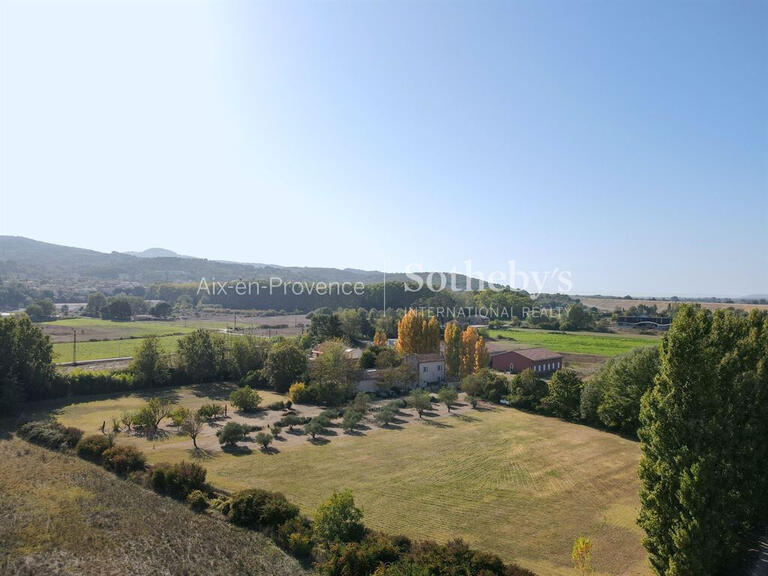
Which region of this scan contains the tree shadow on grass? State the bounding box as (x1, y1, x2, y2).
(221, 444, 252, 456)
(421, 410, 441, 418)
(189, 447, 215, 459)
(452, 413, 480, 423)
(422, 419, 453, 429)
(308, 436, 330, 445)
(259, 445, 280, 455)
(135, 389, 182, 403)
(344, 428, 366, 437)
(190, 382, 235, 401)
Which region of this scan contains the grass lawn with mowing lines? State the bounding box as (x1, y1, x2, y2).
(52, 388, 648, 576)
(487, 327, 660, 357)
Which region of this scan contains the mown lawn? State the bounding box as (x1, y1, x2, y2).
(52, 334, 184, 362)
(487, 328, 660, 357)
(52, 388, 649, 576)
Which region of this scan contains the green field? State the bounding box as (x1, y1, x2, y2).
(0, 435, 305, 576)
(52, 387, 648, 576)
(487, 328, 660, 357)
(52, 334, 184, 362)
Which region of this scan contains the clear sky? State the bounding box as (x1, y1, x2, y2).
(1, 0, 766, 297)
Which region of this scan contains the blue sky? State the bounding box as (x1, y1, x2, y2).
(1, 0, 766, 297)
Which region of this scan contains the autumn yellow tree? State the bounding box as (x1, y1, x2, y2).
(426, 316, 441, 352)
(443, 321, 461, 377)
(459, 327, 479, 378)
(474, 335, 490, 372)
(373, 329, 388, 348)
(397, 309, 440, 354)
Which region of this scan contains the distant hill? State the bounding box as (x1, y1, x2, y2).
(124, 247, 186, 258)
(0, 236, 480, 288)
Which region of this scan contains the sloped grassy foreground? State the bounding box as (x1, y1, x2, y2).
(0, 434, 306, 576)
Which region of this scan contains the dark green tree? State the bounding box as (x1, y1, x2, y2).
(638, 307, 768, 575)
(263, 340, 307, 393)
(540, 369, 582, 419)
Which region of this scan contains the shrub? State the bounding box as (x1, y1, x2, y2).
(313, 489, 365, 544)
(266, 400, 286, 411)
(229, 385, 262, 412)
(228, 488, 300, 529)
(197, 403, 224, 421)
(102, 445, 146, 474)
(288, 381, 315, 403)
(318, 532, 404, 575)
(151, 460, 207, 499)
(460, 369, 509, 403)
(186, 489, 209, 512)
(17, 420, 83, 451)
(279, 414, 310, 431)
(217, 422, 247, 447)
(76, 434, 112, 463)
(169, 406, 191, 427)
(276, 516, 314, 558)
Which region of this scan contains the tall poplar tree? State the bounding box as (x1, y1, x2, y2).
(444, 321, 461, 377)
(638, 306, 768, 575)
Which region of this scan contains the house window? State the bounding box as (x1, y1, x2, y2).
(437, 365, 442, 371)
(423, 366, 427, 373)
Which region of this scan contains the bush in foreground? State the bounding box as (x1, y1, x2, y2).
(228, 488, 300, 530)
(102, 444, 146, 474)
(17, 420, 83, 451)
(186, 489, 209, 512)
(76, 434, 112, 463)
(151, 460, 207, 500)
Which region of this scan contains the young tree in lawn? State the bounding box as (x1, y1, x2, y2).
(437, 386, 458, 412)
(216, 421, 247, 447)
(304, 418, 326, 440)
(134, 397, 174, 433)
(350, 392, 370, 414)
(254, 431, 273, 451)
(407, 389, 432, 418)
(282, 414, 302, 432)
(342, 409, 363, 433)
(374, 404, 397, 427)
(181, 412, 205, 449)
(229, 385, 262, 412)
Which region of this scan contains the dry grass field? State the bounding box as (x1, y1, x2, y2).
(0, 433, 306, 576)
(579, 296, 768, 313)
(47, 385, 649, 576)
